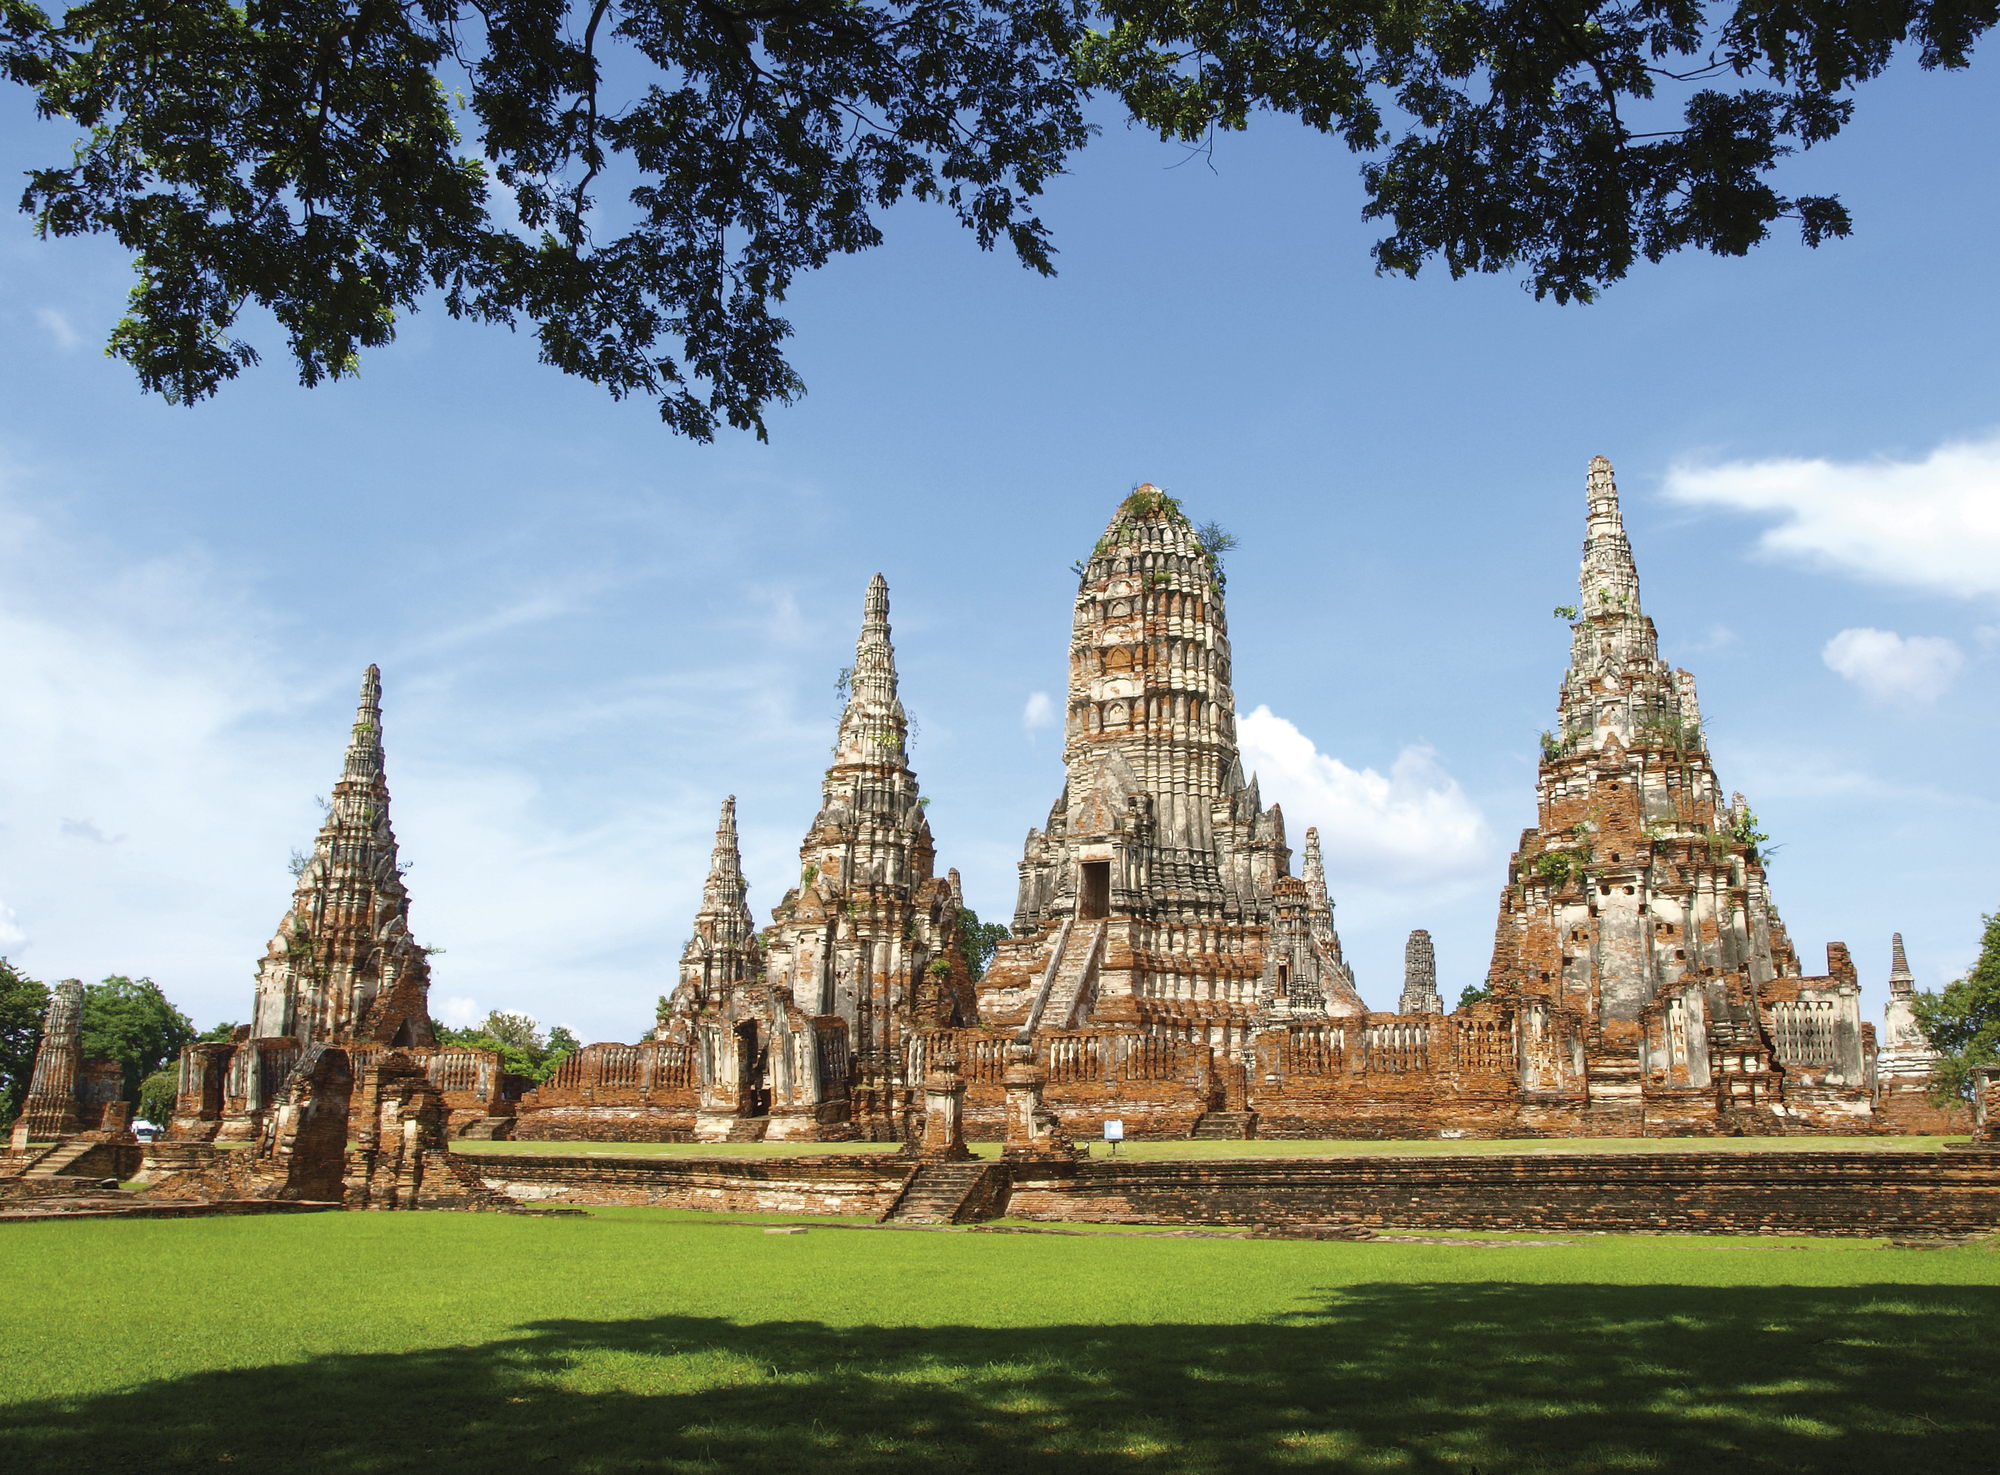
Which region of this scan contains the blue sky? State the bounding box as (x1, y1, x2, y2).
(1, 57, 1995, 1045)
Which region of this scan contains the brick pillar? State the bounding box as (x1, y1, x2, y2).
(10, 980, 83, 1148)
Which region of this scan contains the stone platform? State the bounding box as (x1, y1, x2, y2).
(458, 1145, 2000, 1238)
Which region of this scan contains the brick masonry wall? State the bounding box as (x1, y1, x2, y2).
(453, 1146, 2000, 1236)
(1003, 1150, 2000, 1237)
(512, 1109, 697, 1143)
(457, 1151, 911, 1215)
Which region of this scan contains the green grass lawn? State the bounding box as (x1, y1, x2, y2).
(2, 1212, 1995, 1473)
(458, 1134, 1970, 1160)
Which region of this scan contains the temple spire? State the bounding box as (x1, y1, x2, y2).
(1400, 930, 1443, 1016)
(251, 665, 432, 1046)
(1580, 455, 1642, 621)
(834, 573, 910, 768)
(1889, 932, 1914, 996)
(693, 796, 755, 952)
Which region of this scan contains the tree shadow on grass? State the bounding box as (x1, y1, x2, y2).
(7, 1282, 1994, 1474)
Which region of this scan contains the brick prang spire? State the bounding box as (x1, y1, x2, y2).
(1400, 930, 1443, 1016)
(250, 665, 434, 1047)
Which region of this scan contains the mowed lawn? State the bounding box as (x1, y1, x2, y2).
(1, 1212, 1995, 1474)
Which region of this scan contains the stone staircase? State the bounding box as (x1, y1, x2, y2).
(1039, 921, 1106, 1031)
(1189, 1111, 1258, 1141)
(1584, 1044, 1646, 1135)
(724, 1118, 770, 1143)
(456, 1116, 517, 1141)
(24, 1140, 96, 1178)
(880, 1162, 991, 1223)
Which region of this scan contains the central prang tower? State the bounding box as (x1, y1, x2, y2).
(979, 486, 1362, 1056)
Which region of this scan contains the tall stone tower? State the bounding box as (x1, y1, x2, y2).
(1878, 932, 1941, 1086)
(251, 666, 434, 1047)
(1484, 458, 1800, 1093)
(980, 486, 1362, 1055)
(671, 795, 763, 1010)
(1400, 930, 1443, 1016)
(9, 979, 83, 1146)
(759, 575, 975, 1136)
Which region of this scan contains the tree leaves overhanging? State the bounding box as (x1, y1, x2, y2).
(4, 0, 1990, 432)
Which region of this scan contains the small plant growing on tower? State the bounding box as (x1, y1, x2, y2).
(1553, 605, 1578, 620)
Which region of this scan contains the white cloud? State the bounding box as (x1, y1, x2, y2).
(35, 308, 79, 351)
(0, 902, 25, 951)
(437, 995, 484, 1028)
(1237, 706, 1495, 888)
(1821, 627, 1964, 704)
(60, 817, 124, 845)
(1664, 434, 2000, 599)
(1022, 691, 1055, 729)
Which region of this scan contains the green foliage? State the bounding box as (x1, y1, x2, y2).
(136, 1068, 178, 1126)
(833, 667, 853, 717)
(1194, 521, 1237, 591)
(957, 908, 1010, 983)
(1457, 983, 1493, 1010)
(434, 1010, 577, 1083)
(1532, 850, 1579, 889)
(79, 976, 197, 1104)
(1911, 910, 2000, 1106)
(1728, 805, 1772, 862)
(1538, 730, 1562, 762)
(1638, 709, 1704, 754)
(0, 959, 50, 1120)
(195, 1021, 242, 1043)
(3, 0, 1093, 439)
(1553, 605, 1578, 620)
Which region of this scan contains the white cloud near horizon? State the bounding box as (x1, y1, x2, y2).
(1822, 627, 1964, 704)
(1237, 707, 1496, 889)
(34, 307, 79, 351)
(1022, 691, 1055, 729)
(1663, 434, 2000, 600)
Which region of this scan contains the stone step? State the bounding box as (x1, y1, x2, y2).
(1190, 1111, 1258, 1141)
(24, 1140, 95, 1178)
(882, 1162, 993, 1223)
(724, 1118, 770, 1143)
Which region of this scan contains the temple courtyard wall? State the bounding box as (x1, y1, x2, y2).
(455, 1145, 2000, 1238)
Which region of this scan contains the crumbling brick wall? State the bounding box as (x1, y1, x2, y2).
(512, 1041, 700, 1141)
(1003, 1150, 2000, 1237)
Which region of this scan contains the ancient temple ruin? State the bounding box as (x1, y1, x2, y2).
(170, 669, 516, 1147)
(978, 488, 1365, 1056)
(1478, 456, 1874, 1133)
(250, 665, 434, 1048)
(127, 464, 1950, 1159)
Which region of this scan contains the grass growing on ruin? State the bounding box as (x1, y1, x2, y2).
(457, 1134, 1970, 1161)
(2, 1214, 1995, 1474)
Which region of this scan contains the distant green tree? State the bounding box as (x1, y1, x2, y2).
(79, 976, 196, 1104)
(1457, 983, 1493, 1011)
(136, 1068, 179, 1126)
(957, 909, 1011, 983)
(434, 1010, 577, 1083)
(0, 960, 50, 1120)
(196, 1020, 242, 1043)
(1912, 910, 2000, 1107)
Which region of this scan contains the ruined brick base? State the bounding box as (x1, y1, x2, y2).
(458, 1151, 912, 1216)
(513, 1108, 696, 1143)
(463, 1147, 2000, 1238)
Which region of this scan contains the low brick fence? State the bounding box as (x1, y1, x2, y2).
(1006, 1148, 2000, 1237)
(455, 1145, 2000, 1236)
(458, 1151, 911, 1216)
